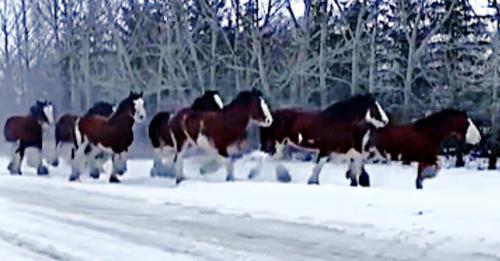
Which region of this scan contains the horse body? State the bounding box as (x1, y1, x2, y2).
(148, 91, 224, 177)
(70, 92, 146, 183)
(367, 109, 481, 189)
(262, 94, 389, 186)
(3, 100, 55, 175)
(173, 89, 273, 183)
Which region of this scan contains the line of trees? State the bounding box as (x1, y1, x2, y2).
(0, 0, 498, 131)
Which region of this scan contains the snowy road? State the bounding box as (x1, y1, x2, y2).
(1, 153, 500, 261)
(0, 176, 494, 261)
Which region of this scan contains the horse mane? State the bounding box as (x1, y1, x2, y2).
(225, 89, 262, 109)
(191, 90, 221, 111)
(321, 94, 375, 121)
(85, 101, 114, 117)
(413, 109, 466, 129)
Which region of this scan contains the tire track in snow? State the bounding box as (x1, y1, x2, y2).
(0, 228, 84, 261)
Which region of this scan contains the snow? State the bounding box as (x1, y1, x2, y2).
(1, 154, 500, 260)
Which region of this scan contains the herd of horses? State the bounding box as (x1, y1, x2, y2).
(3, 89, 482, 189)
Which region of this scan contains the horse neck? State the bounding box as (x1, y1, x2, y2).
(109, 110, 134, 129)
(221, 102, 251, 129)
(321, 104, 366, 122)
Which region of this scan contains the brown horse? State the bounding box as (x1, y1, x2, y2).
(55, 101, 115, 177)
(70, 92, 146, 182)
(4, 99, 55, 175)
(172, 89, 273, 184)
(261, 94, 389, 186)
(260, 94, 389, 159)
(149, 90, 224, 176)
(366, 109, 481, 189)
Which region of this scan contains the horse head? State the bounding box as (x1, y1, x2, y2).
(191, 90, 224, 111)
(363, 95, 389, 128)
(233, 88, 273, 127)
(31, 99, 55, 125)
(116, 91, 147, 123)
(414, 109, 481, 145)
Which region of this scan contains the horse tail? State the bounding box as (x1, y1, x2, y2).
(148, 112, 171, 148)
(3, 117, 17, 142)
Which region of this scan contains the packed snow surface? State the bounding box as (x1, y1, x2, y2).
(0, 154, 499, 260)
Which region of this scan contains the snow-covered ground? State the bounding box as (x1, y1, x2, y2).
(1, 154, 500, 260)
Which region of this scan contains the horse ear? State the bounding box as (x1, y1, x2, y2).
(139, 91, 143, 97)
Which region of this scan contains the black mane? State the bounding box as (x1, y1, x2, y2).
(85, 101, 114, 117)
(226, 89, 262, 108)
(321, 94, 375, 122)
(191, 90, 222, 111)
(413, 109, 466, 129)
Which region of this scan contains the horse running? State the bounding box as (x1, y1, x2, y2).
(263, 94, 389, 186)
(55, 101, 115, 177)
(365, 109, 481, 189)
(148, 90, 224, 176)
(4, 99, 55, 175)
(172, 89, 273, 183)
(70, 92, 146, 182)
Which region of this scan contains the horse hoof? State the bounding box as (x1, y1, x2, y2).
(109, 175, 121, 183)
(350, 179, 358, 187)
(175, 177, 185, 185)
(225, 175, 235, 182)
(50, 159, 59, 167)
(276, 166, 291, 183)
(69, 175, 80, 182)
(307, 178, 319, 185)
(117, 169, 126, 176)
(37, 166, 49, 176)
(416, 179, 423, 190)
(90, 169, 100, 179)
(247, 168, 259, 179)
(359, 173, 370, 187)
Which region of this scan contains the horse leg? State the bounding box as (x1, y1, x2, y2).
(8, 143, 22, 175)
(89, 151, 105, 179)
(347, 149, 363, 187)
(308, 153, 329, 185)
(69, 141, 88, 182)
(273, 140, 287, 160)
(358, 165, 370, 187)
(32, 148, 49, 176)
(174, 152, 186, 184)
(110, 153, 125, 183)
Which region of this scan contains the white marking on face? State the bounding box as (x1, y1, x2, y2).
(365, 109, 386, 129)
(375, 101, 389, 124)
(466, 118, 481, 145)
(213, 94, 224, 109)
(259, 97, 273, 127)
(298, 133, 303, 144)
(43, 105, 54, 124)
(133, 98, 147, 123)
